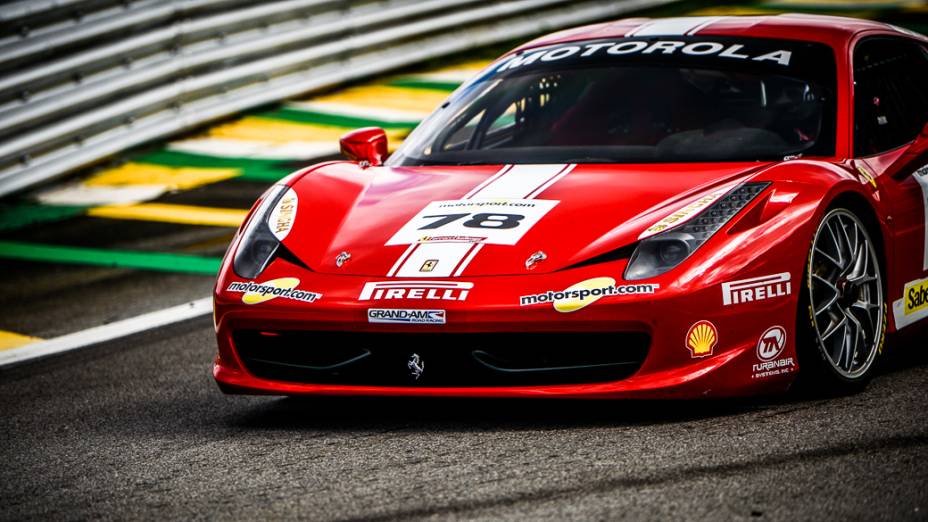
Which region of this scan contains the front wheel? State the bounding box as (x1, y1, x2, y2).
(798, 207, 887, 394)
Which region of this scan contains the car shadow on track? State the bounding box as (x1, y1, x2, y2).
(222, 338, 928, 432)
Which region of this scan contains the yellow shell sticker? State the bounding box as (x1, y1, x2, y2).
(553, 277, 616, 313)
(686, 320, 718, 358)
(226, 278, 322, 305)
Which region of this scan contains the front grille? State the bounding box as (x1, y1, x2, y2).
(234, 330, 649, 387)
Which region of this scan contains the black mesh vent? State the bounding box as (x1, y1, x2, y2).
(234, 330, 650, 387)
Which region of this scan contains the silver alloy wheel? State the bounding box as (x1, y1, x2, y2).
(808, 209, 884, 380)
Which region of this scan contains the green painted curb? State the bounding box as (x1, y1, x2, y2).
(388, 78, 462, 92)
(261, 107, 419, 129)
(0, 240, 222, 274)
(0, 203, 87, 232)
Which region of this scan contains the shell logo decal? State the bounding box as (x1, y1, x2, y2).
(686, 320, 718, 358)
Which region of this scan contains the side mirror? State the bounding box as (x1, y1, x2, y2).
(339, 127, 388, 167)
(888, 122, 928, 179)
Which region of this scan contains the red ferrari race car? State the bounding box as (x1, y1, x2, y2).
(213, 14, 928, 399)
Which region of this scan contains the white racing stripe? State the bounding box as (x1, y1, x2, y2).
(389, 163, 573, 277)
(394, 242, 479, 278)
(453, 244, 484, 277)
(387, 244, 420, 277)
(627, 16, 723, 37)
(467, 164, 570, 199)
(0, 297, 212, 368)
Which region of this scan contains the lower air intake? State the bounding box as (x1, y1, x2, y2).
(234, 330, 649, 387)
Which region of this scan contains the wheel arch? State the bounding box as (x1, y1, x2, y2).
(824, 190, 888, 289)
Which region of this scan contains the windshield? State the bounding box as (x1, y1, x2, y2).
(388, 37, 837, 166)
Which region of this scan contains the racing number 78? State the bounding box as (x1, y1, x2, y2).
(418, 213, 525, 230)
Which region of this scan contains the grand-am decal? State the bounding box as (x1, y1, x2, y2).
(268, 188, 298, 241)
(499, 41, 793, 73)
(752, 326, 795, 379)
(639, 186, 731, 240)
(226, 278, 321, 305)
(722, 272, 792, 306)
(519, 277, 659, 313)
(893, 277, 928, 330)
(686, 320, 718, 358)
(368, 309, 446, 324)
(359, 281, 472, 301)
(386, 199, 558, 246)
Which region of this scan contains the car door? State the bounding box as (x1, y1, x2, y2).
(851, 35, 928, 332)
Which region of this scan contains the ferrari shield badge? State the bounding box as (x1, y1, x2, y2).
(407, 353, 425, 380)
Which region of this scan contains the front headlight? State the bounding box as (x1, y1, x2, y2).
(233, 184, 298, 279)
(624, 182, 770, 280)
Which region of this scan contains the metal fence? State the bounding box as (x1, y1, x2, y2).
(0, 0, 676, 197)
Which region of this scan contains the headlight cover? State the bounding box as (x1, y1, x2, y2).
(624, 182, 770, 281)
(232, 184, 298, 279)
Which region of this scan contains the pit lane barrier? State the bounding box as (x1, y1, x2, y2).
(0, 0, 678, 198)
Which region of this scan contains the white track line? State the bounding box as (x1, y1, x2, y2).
(0, 297, 212, 368)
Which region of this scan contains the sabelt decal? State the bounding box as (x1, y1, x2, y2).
(359, 281, 473, 301)
(227, 278, 321, 305)
(752, 326, 795, 379)
(893, 276, 928, 330)
(686, 320, 717, 358)
(904, 278, 928, 317)
(386, 199, 559, 246)
(520, 277, 660, 313)
(639, 187, 730, 240)
(268, 188, 298, 241)
(368, 309, 446, 324)
(722, 272, 792, 306)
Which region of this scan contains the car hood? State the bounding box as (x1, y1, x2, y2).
(282, 162, 771, 277)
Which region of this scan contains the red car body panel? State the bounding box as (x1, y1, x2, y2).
(213, 14, 928, 398)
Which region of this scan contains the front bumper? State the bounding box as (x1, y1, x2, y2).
(213, 257, 800, 399)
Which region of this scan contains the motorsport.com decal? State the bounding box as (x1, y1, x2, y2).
(520, 277, 659, 313)
(520, 282, 659, 305)
(226, 279, 321, 305)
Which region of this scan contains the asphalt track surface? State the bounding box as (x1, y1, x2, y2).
(1, 299, 927, 520)
(4, 5, 928, 521)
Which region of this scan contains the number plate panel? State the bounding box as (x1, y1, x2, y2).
(386, 199, 559, 246)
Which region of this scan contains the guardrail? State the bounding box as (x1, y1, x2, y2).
(0, 0, 677, 197)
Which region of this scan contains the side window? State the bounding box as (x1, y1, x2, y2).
(853, 37, 928, 157)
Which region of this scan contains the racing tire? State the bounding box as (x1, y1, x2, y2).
(796, 207, 887, 395)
